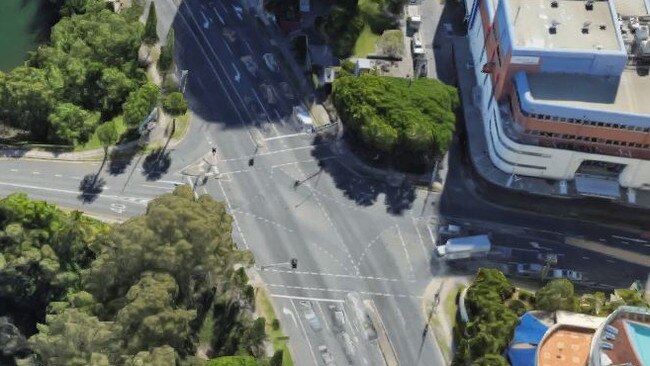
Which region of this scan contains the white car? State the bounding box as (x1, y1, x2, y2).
(339, 332, 356, 363)
(263, 53, 280, 73)
(300, 301, 322, 332)
(411, 33, 425, 57)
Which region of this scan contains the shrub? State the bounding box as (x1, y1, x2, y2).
(162, 92, 188, 116)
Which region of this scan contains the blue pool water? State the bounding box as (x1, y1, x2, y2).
(625, 321, 650, 366)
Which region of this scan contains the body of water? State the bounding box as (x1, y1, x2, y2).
(0, 0, 57, 71)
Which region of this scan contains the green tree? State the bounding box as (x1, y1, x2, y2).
(144, 2, 159, 45)
(122, 82, 160, 127)
(96, 120, 119, 154)
(535, 279, 578, 312)
(333, 73, 458, 158)
(269, 350, 283, 366)
(124, 346, 179, 366)
(47, 103, 100, 144)
(162, 92, 188, 116)
(206, 356, 259, 366)
(472, 354, 510, 366)
(158, 27, 175, 75)
(29, 309, 123, 365)
(377, 29, 404, 58)
(98, 67, 137, 118)
(0, 67, 56, 140)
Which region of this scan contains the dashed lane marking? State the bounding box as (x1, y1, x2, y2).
(355, 225, 396, 274)
(262, 268, 415, 283)
(270, 294, 345, 303)
(231, 208, 295, 233)
(267, 283, 421, 299)
(395, 220, 415, 277)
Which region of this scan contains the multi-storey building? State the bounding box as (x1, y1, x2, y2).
(463, 0, 650, 199)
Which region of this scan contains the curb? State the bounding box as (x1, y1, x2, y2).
(365, 299, 399, 366)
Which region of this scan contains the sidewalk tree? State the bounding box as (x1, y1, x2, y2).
(122, 82, 160, 127)
(144, 2, 159, 45)
(162, 92, 188, 116)
(158, 28, 175, 75)
(98, 67, 137, 118)
(96, 120, 119, 154)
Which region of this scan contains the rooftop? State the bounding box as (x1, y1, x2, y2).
(537, 325, 594, 366)
(597, 307, 650, 366)
(507, 0, 620, 51)
(612, 0, 649, 16)
(525, 68, 650, 116)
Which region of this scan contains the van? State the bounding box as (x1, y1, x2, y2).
(411, 33, 425, 57)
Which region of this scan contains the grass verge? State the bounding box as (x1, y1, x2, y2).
(171, 112, 190, 140)
(354, 24, 379, 57)
(256, 288, 294, 366)
(75, 116, 127, 152)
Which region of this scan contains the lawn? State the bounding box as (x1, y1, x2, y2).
(74, 116, 127, 152)
(354, 24, 379, 57)
(171, 111, 190, 140)
(256, 288, 294, 366)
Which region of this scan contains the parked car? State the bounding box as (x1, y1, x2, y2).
(411, 33, 425, 58)
(329, 304, 346, 330)
(318, 345, 336, 365)
(260, 84, 276, 105)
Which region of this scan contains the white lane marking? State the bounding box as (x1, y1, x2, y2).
(252, 88, 271, 122)
(268, 284, 421, 299)
(264, 132, 309, 141)
(412, 217, 430, 262)
(232, 62, 240, 82)
(317, 302, 332, 333)
(356, 226, 395, 273)
(263, 268, 415, 283)
(244, 40, 254, 55)
(582, 256, 590, 260)
(606, 259, 616, 263)
(290, 300, 319, 366)
(223, 40, 234, 55)
(110, 203, 126, 214)
(211, 6, 224, 25)
(274, 108, 287, 126)
(32, 171, 40, 175)
(217, 172, 249, 250)
(426, 223, 437, 247)
(0, 181, 149, 205)
(270, 157, 336, 169)
(282, 307, 299, 327)
(612, 235, 648, 243)
(232, 208, 294, 233)
(219, 144, 316, 162)
(10, 169, 17, 172)
(395, 221, 415, 277)
(141, 184, 173, 190)
(54, 174, 63, 178)
(273, 294, 345, 303)
(157, 180, 185, 185)
(199, 10, 210, 29)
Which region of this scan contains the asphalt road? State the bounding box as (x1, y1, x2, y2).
(0, 1, 647, 366)
(0, 1, 447, 365)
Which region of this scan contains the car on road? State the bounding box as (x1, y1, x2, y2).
(300, 301, 322, 332)
(279, 82, 295, 100)
(438, 224, 463, 237)
(263, 53, 280, 73)
(318, 345, 337, 365)
(339, 332, 356, 363)
(411, 33, 425, 58)
(260, 84, 276, 105)
(240, 56, 258, 76)
(329, 304, 346, 330)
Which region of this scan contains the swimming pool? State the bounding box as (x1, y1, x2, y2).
(625, 321, 650, 366)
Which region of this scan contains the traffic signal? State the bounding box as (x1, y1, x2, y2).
(290, 258, 298, 269)
(248, 158, 254, 166)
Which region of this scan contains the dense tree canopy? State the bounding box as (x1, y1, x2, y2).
(122, 82, 160, 127)
(0, 1, 146, 144)
(333, 72, 458, 157)
(0, 188, 267, 366)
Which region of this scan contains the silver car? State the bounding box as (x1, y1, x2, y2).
(300, 301, 322, 332)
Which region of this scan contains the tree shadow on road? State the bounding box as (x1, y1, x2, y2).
(78, 174, 106, 203)
(108, 145, 143, 176)
(142, 147, 172, 181)
(310, 136, 417, 215)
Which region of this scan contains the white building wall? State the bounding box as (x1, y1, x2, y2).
(465, 5, 650, 189)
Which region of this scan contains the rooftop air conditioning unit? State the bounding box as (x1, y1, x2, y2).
(585, 0, 594, 11)
(550, 19, 560, 34)
(582, 21, 592, 34)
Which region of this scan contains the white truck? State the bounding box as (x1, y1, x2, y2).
(407, 5, 421, 30)
(435, 235, 491, 260)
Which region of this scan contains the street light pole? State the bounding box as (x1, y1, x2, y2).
(180, 69, 189, 93)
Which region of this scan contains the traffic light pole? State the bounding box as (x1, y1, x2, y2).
(260, 258, 298, 271)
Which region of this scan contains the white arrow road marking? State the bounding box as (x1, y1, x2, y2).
(232, 5, 243, 20)
(232, 62, 241, 82)
(110, 203, 126, 214)
(282, 307, 298, 327)
(199, 10, 210, 29)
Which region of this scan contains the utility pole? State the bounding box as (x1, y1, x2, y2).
(260, 258, 298, 271)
